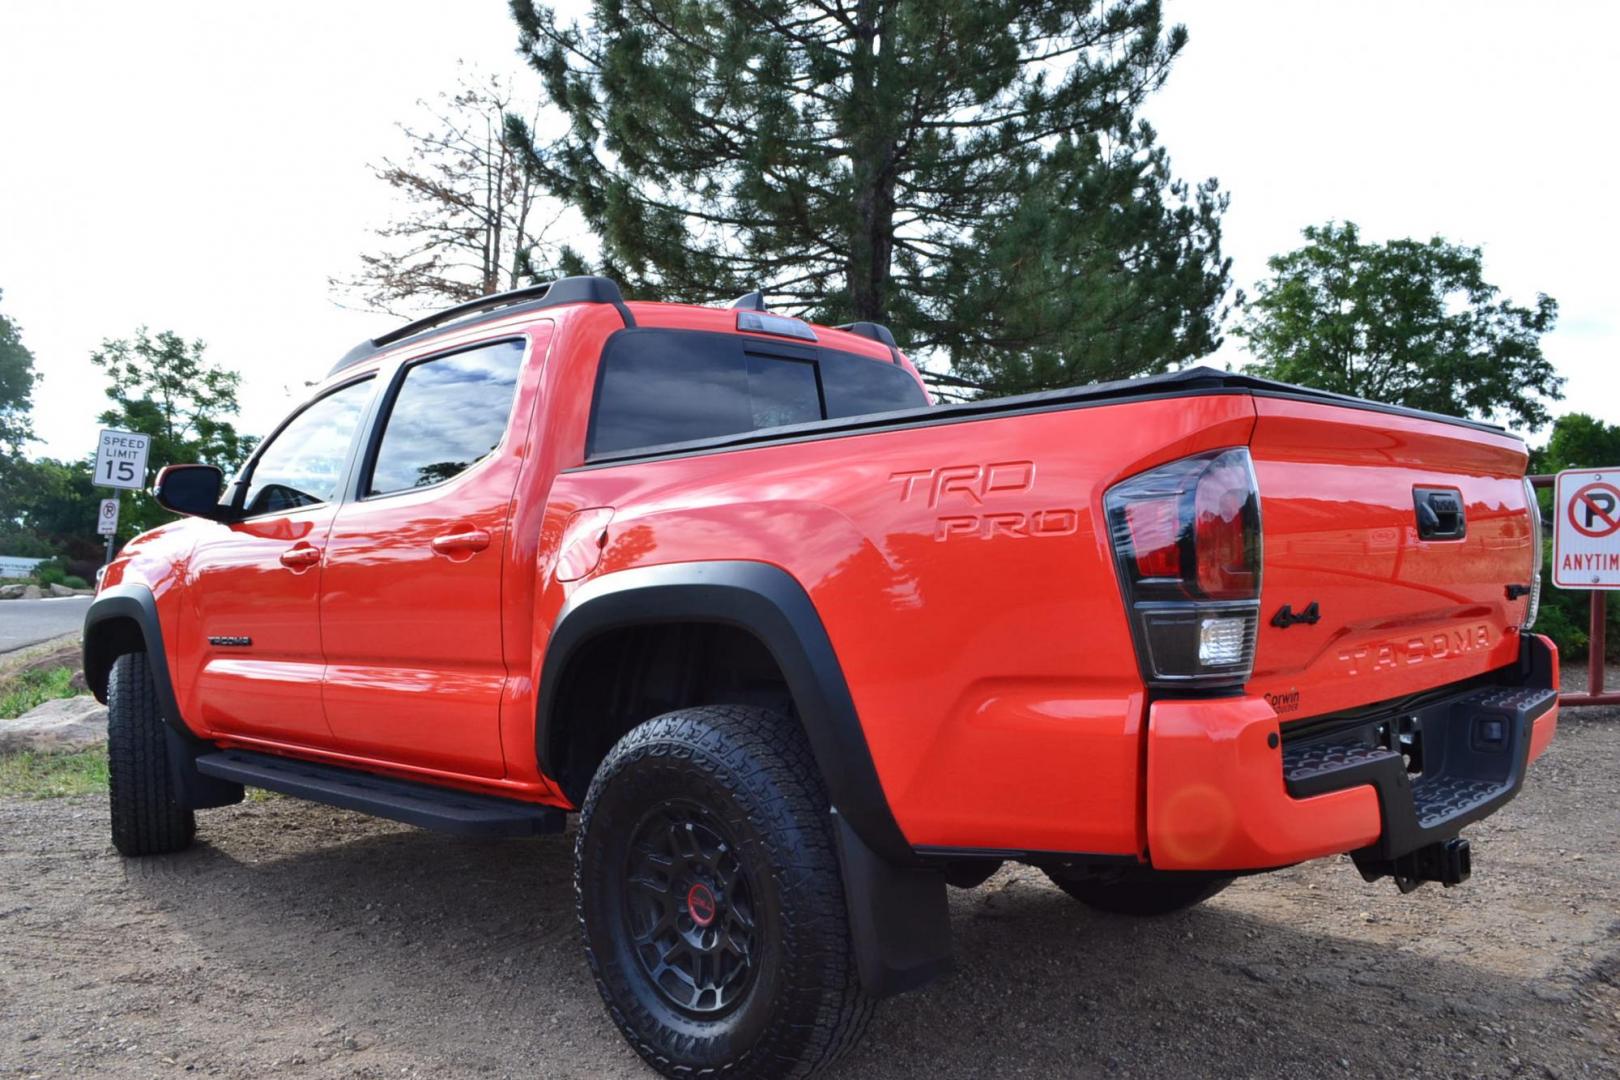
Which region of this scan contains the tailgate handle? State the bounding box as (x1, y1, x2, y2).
(1414, 488, 1466, 540)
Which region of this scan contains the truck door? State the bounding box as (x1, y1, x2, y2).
(317, 333, 544, 779)
(186, 376, 376, 745)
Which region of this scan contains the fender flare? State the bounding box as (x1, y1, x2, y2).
(536, 560, 913, 865)
(82, 584, 194, 739)
(83, 584, 242, 809)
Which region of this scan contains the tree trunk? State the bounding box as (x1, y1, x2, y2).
(846, 0, 897, 324)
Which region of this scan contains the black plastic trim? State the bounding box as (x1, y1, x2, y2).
(913, 845, 1140, 866)
(536, 561, 913, 865)
(831, 809, 952, 997)
(835, 321, 899, 352)
(83, 584, 191, 738)
(1282, 636, 1557, 863)
(329, 276, 630, 376)
(84, 585, 244, 810)
(195, 749, 565, 836)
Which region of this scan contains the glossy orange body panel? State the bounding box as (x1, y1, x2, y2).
(1249, 399, 1534, 722)
(1146, 696, 1382, 871)
(99, 297, 1557, 870)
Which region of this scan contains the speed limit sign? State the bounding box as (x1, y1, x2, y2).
(96, 498, 120, 536)
(94, 429, 151, 491)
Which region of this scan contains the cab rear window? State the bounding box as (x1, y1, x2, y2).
(588, 328, 926, 457)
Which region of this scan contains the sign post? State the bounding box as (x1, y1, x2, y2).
(92, 429, 152, 566)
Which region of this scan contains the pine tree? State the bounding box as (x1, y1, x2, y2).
(508, 0, 1230, 394)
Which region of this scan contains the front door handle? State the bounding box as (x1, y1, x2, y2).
(279, 545, 322, 570)
(431, 529, 491, 556)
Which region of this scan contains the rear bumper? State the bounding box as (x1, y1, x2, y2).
(1146, 634, 1559, 872)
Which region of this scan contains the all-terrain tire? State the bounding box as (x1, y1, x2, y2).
(576, 705, 875, 1079)
(107, 651, 195, 856)
(1044, 866, 1232, 916)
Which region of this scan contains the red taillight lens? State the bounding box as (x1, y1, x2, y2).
(1105, 448, 1263, 688)
(1194, 456, 1259, 599)
(1126, 497, 1182, 579)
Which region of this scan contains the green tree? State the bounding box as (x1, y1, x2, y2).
(1531, 413, 1620, 476)
(508, 0, 1230, 395)
(0, 289, 38, 456)
(0, 291, 43, 559)
(0, 457, 102, 567)
(90, 329, 258, 540)
(1236, 222, 1562, 430)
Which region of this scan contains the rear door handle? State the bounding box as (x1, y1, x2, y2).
(279, 545, 322, 570)
(431, 529, 491, 556)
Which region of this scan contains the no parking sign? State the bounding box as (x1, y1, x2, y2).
(1553, 468, 1620, 588)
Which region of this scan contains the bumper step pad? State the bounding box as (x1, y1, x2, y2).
(1281, 683, 1556, 862)
(195, 749, 565, 836)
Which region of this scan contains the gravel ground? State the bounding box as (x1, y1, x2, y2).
(2, 705, 1617, 1078)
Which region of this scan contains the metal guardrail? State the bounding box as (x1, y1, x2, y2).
(1528, 474, 1617, 707)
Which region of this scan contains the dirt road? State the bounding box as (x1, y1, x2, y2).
(3, 713, 1617, 1079)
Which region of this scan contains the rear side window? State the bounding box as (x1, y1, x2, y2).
(589, 329, 926, 456)
(242, 376, 374, 516)
(820, 348, 931, 419)
(367, 340, 524, 496)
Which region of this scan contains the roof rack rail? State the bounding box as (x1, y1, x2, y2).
(835, 321, 897, 348)
(329, 276, 627, 376)
(729, 290, 767, 310)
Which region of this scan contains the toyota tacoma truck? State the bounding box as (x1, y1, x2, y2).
(85, 277, 1558, 1078)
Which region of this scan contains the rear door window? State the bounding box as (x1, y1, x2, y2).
(589, 329, 925, 456)
(366, 340, 525, 496)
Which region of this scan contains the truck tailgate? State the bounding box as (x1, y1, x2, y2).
(1247, 397, 1537, 721)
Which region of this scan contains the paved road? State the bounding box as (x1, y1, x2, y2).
(0, 595, 91, 653)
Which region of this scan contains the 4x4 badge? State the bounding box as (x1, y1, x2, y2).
(1271, 602, 1321, 629)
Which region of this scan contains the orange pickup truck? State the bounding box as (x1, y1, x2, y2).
(86, 278, 1556, 1078)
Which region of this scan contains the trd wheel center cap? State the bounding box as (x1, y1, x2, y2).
(686, 882, 718, 927)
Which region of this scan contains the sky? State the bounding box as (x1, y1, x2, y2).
(1, 0, 1616, 462)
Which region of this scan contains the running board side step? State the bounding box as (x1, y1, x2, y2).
(193, 750, 565, 836)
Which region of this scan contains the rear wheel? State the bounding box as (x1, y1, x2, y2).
(106, 652, 195, 856)
(576, 705, 874, 1078)
(1044, 866, 1231, 916)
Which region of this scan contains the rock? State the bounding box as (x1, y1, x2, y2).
(68, 670, 88, 693)
(0, 583, 25, 599)
(1240, 963, 1280, 983)
(47, 583, 76, 598)
(21, 584, 42, 599)
(0, 696, 107, 754)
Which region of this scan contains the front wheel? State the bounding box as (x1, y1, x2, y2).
(575, 705, 874, 1079)
(106, 651, 195, 856)
(1044, 865, 1232, 916)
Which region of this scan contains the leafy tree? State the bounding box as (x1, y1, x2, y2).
(1236, 222, 1562, 430)
(1527, 413, 1620, 663)
(334, 68, 562, 315)
(0, 457, 102, 568)
(90, 329, 258, 540)
(508, 0, 1230, 395)
(0, 289, 38, 456)
(1531, 413, 1620, 476)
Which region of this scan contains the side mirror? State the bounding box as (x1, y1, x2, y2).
(153, 464, 235, 522)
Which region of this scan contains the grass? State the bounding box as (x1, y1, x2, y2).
(0, 666, 79, 720)
(0, 746, 108, 798)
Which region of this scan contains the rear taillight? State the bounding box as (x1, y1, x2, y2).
(1106, 448, 1262, 688)
(1522, 476, 1542, 629)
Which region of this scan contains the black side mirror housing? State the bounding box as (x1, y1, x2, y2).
(153, 464, 236, 522)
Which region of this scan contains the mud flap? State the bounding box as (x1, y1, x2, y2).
(830, 808, 953, 997)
